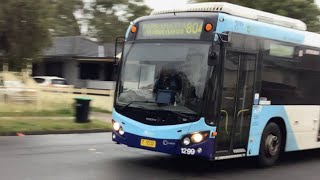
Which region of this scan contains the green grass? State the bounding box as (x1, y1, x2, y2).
(0, 109, 73, 117)
(0, 119, 112, 135)
(0, 106, 113, 117)
(91, 107, 112, 114)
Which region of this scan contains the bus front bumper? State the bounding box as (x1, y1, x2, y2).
(112, 131, 215, 159)
(112, 109, 216, 159)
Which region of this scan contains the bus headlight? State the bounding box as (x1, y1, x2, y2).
(112, 120, 125, 136)
(113, 122, 121, 131)
(191, 133, 203, 143)
(182, 137, 191, 146)
(119, 127, 125, 135)
(181, 131, 210, 146)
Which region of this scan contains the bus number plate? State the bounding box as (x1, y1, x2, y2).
(140, 139, 156, 148)
(181, 148, 195, 155)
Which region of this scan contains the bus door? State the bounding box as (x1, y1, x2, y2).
(216, 50, 257, 156)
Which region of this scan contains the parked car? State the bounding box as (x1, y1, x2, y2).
(33, 76, 70, 88)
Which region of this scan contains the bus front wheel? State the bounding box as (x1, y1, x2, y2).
(258, 122, 282, 167)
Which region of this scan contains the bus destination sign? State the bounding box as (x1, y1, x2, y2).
(137, 19, 204, 40)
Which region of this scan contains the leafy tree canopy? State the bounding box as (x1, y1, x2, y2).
(49, 0, 84, 36)
(88, 0, 151, 42)
(0, 0, 52, 70)
(0, 0, 151, 70)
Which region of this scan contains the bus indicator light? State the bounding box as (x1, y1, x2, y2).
(205, 23, 213, 32)
(212, 132, 218, 137)
(131, 25, 137, 33)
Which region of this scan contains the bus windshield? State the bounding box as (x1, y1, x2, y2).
(117, 42, 210, 115)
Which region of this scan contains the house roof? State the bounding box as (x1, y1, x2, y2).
(44, 36, 118, 58)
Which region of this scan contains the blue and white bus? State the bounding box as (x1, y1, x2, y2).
(111, 2, 320, 166)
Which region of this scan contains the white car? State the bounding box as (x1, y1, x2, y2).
(33, 76, 70, 88)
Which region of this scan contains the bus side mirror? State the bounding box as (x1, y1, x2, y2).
(208, 52, 220, 66)
(113, 61, 121, 81)
(113, 63, 119, 74)
(208, 45, 220, 66)
(113, 37, 124, 80)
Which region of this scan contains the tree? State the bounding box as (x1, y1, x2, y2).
(191, 0, 320, 32)
(49, 0, 84, 36)
(0, 0, 52, 71)
(88, 0, 151, 42)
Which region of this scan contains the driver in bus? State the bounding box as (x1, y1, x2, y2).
(153, 68, 182, 103)
(154, 69, 182, 92)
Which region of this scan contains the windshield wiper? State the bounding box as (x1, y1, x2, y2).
(157, 109, 196, 120)
(120, 101, 198, 121)
(120, 100, 157, 111)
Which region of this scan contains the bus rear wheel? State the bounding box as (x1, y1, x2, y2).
(258, 122, 282, 167)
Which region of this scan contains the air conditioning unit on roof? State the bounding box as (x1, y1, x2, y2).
(150, 2, 307, 31)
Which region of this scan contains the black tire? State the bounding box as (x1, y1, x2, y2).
(258, 122, 282, 167)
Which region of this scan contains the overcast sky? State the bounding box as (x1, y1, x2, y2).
(79, 0, 320, 34)
(144, 0, 189, 9)
(145, 0, 320, 9)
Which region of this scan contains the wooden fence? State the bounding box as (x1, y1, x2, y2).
(0, 86, 115, 112)
(39, 86, 114, 96)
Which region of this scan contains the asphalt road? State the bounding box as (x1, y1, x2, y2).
(1, 133, 320, 180)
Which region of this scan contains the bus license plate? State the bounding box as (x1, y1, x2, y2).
(140, 139, 156, 148)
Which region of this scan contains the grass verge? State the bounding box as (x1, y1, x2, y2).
(91, 107, 112, 114)
(0, 109, 73, 117)
(0, 119, 112, 135)
(1, 106, 112, 117)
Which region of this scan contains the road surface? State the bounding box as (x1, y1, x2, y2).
(1, 133, 320, 180)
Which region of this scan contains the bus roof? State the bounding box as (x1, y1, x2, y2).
(303, 31, 320, 48)
(151, 2, 307, 31)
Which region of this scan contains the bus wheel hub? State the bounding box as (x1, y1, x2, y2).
(265, 134, 280, 157)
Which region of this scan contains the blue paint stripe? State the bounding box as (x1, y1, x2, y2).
(216, 13, 305, 44)
(247, 105, 299, 156)
(112, 109, 216, 140)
